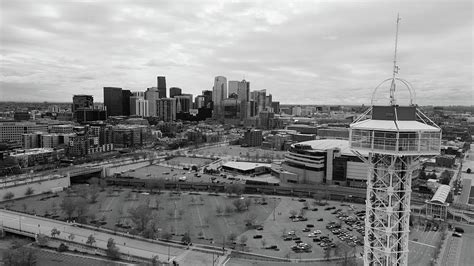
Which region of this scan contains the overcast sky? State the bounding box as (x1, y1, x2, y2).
(1, 0, 472, 105)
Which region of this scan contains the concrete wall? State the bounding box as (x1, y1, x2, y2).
(281, 163, 324, 184)
(0, 176, 70, 202)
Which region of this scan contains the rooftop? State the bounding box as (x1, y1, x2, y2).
(222, 161, 272, 171)
(292, 139, 367, 157)
(350, 119, 439, 132)
(430, 184, 451, 204)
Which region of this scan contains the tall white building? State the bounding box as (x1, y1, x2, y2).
(145, 87, 159, 117)
(130, 96, 149, 117)
(213, 76, 227, 117)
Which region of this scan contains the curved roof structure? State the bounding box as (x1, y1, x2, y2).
(292, 139, 368, 157)
(430, 185, 451, 204)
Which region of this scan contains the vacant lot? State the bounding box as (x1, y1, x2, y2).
(164, 156, 214, 168)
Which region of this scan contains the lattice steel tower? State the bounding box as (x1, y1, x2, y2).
(349, 15, 441, 266)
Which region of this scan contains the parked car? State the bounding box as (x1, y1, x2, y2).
(306, 224, 314, 228)
(302, 228, 311, 232)
(253, 235, 263, 239)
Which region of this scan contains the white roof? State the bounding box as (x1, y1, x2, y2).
(351, 119, 439, 131)
(222, 161, 272, 171)
(430, 185, 451, 204)
(293, 139, 367, 157)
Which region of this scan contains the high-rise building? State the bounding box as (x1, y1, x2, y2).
(228, 81, 239, 97)
(122, 90, 132, 116)
(202, 90, 213, 108)
(243, 129, 262, 147)
(175, 94, 193, 113)
(265, 94, 273, 111)
(157, 76, 167, 98)
(103, 87, 123, 116)
(169, 87, 182, 98)
(130, 96, 149, 117)
(157, 98, 177, 122)
(251, 89, 266, 114)
(72, 95, 93, 113)
(272, 102, 280, 114)
(213, 76, 227, 117)
(195, 96, 206, 109)
(237, 80, 250, 103)
(145, 87, 160, 117)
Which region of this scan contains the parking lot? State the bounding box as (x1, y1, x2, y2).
(237, 197, 365, 260)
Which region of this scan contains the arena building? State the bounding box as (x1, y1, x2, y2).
(278, 139, 368, 187)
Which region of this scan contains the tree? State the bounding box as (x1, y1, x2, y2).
(68, 233, 75, 241)
(106, 238, 120, 259)
(3, 191, 14, 200)
(261, 238, 266, 248)
(36, 234, 49, 247)
(244, 212, 258, 227)
(181, 232, 191, 244)
(60, 196, 76, 219)
(467, 168, 472, 174)
(324, 244, 331, 260)
(440, 170, 453, 185)
(75, 198, 89, 223)
(232, 199, 246, 212)
(25, 187, 34, 196)
(128, 204, 153, 231)
(89, 185, 100, 203)
(161, 231, 173, 241)
(50, 228, 60, 238)
(3, 240, 37, 266)
(244, 198, 252, 210)
(227, 233, 237, 243)
(151, 255, 160, 266)
(86, 234, 96, 246)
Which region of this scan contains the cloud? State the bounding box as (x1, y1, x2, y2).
(0, 0, 472, 105)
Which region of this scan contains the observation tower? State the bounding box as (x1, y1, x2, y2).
(349, 15, 441, 266)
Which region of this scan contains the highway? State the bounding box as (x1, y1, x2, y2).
(0, 209, 216, 265)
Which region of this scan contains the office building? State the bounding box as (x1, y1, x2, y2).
(223, 98, 239, 119)
(242, 129, 262, 147)
(213, 76, 227, 117)
(0, 122, 48, 145)
(228, 81, 239, 97)
(157, 76, 167, 98)
(271, 102, 280, 114)
(157, 98, 177, 122)
(145, 87, 159, 117)
(13, 112, 31, 121)
(72, 95, 93, 113)
(195, 96, 206, 109)
(202, 90, 213, 108)
(130, 96, 149, 117)
(76, 109, 107, 123)
(122, 90, 132, 116)
(170, 87, 182, 98)
(251, 89, 266, 114)
(175, 94, 193, 113)
(237, 79, 250, 103)
(103, 87, 124, 116)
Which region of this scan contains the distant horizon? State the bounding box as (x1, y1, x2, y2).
(0, 100, 472, 108)
(1, 0, 472, 105)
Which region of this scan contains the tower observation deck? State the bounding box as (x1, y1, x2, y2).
(349, 15, 441, 266)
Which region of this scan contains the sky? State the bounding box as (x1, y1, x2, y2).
(0, 0, 472, 105)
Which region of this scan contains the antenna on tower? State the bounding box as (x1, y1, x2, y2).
(390, 13, 401, 106)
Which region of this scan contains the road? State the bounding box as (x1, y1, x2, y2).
(0, 209, 216, 265)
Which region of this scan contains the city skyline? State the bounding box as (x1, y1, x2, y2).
(1, 0, 472, 105)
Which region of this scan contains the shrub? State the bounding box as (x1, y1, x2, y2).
(25, 187, 34, 196)
(58, 243, 69, 252)
(3, 192, 14, 200)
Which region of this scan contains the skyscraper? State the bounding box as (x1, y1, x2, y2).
(202, 90, 213, 108)
(169, 87, 182, 98)
(175, 94, 193, 113)
(130, 95, 149, 117)
(72, 95, 93, 113)
(104, 87, 123, 116)
(157, 98, 176, 122)
(122, 90, 132, 116)
(145, 87, 159, 117)
(228, 81, 239, 97)
(213, 76, 227, 117)
(157, 76, 167, 98)
(237, 79, 250, 103)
